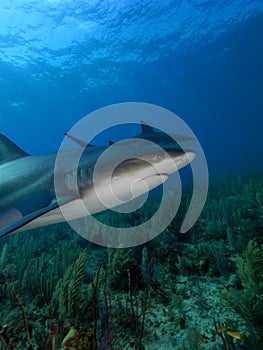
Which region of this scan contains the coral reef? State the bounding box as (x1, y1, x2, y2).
(0, 176, 262, 349)
(223, 240, 263, 343)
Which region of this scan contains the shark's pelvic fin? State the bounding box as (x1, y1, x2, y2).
(0, 207, 23, 228)
(0, 194, 77, 239)
(64, 133, 94, 148)
(0, 201, 59, 238)
(0, 134, 29, 165)
(140, 120, 156, 134)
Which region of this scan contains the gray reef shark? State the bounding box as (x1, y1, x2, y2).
(0, 133, 195, 239)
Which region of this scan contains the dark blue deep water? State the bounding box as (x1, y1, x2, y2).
(0, 0, 262, 178)
(1, 3, 263, 349)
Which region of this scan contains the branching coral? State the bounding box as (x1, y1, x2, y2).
(0, 176, 262, 349)
(57, 252, 87, 319)
(223, 240, 263, 341)
(12, 288, 33, 349)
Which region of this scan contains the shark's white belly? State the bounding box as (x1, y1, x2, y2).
(15, 173, 169, 233)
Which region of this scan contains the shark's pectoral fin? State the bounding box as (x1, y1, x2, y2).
(0, 207, 23, 227)
(0, 200, 61, 239)
(64, 133, 94, 148)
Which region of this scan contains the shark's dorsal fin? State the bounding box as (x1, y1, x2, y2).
(140, 120, 156, 134)
(0, 134, 29, 165)
(64, 133, 94, 148)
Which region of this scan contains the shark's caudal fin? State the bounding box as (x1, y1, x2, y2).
(0, 134, 29, 165)
(140, 120, 156, 134)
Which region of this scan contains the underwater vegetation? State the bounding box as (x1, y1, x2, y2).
(0, 176, 262, 349)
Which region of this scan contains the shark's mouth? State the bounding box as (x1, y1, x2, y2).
(143, 173, 168, 182)
(109, 172, 169, 204)
(141, 173, 168, 190)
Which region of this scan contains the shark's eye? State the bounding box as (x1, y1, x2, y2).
(158, 152, 164, 160)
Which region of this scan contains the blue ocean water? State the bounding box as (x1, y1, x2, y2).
(1, 3, 263, 348)
(0, 0, 262, 177)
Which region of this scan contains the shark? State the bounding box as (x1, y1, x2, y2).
(0, 133, 195, 239)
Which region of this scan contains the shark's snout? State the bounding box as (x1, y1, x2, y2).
(175, 150, 195, 168)
(153, 148, 195, 175)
